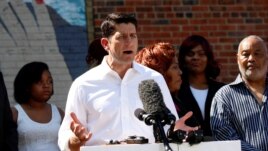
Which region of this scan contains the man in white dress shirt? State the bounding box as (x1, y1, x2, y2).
(58, 13, 196, 151)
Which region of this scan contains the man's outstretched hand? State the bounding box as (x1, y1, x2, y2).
(174, 111, 199, 132)
(69, 112, 92, 151)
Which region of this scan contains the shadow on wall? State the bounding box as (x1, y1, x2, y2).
(0, 1, 88, 80)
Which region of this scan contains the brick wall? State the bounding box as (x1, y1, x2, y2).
(90, 0, 268, 83)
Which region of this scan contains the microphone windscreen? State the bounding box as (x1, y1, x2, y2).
(138, 79, 167, 114)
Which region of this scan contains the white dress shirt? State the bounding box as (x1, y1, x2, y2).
(58, 57, 178, 150)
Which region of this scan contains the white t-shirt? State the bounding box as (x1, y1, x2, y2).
(58, 57, 178, 150)
(190, 86, 208, 119)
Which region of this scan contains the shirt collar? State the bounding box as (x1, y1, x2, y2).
(132, 61, 145, 74)
(230, 74, 268, 86)
(100, 56, 113, 72)
(229, 74, 244, 86)
(100, 56, 143, 75)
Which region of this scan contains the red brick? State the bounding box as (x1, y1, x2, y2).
(209, 32, 227, 37)
(142, 26, 161, 32)
(161, 26, 180, 32)
(190, 19, 207, 24)
(219, 25, 236, 31)
(192, 6, 209, 11)
(200, 25, 217, 31)
(116, 7, 135, 12)
(136, 7, 153, 12)
(227, 6, 246, 11)
(255, 25, 268, 30)
(170, 19, 188, 25)
(200, 0, 218, 5)
(227, 18, 244, 24)
(125, 0, 144, 5)
(182, 26, 199, 31)
(153, 32, 171, 38)
(209, 19, 226, 24)
(219, 38, 237, 43)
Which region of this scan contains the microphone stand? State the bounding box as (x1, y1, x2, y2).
(153, 116, 173, 151)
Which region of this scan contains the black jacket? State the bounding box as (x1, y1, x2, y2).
(174, 79, 225, 136)
(0, 71, 18, 151)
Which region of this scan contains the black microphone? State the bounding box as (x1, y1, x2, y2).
(134, 108, 156, 125)
(137, 79, 174, 151)
(138, 79, 175, 125)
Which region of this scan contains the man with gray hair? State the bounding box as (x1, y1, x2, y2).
(210, 35, 268, 151)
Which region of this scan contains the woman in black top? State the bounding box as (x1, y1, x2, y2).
(177, 35, 225, 136)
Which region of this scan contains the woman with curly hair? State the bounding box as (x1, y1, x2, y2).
(135, 42, 182, 94)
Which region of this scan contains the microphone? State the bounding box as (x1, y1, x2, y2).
(138, 79, 175, 125)
(134, 108, 155, 125)
(137, 79, 174, 151)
